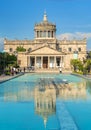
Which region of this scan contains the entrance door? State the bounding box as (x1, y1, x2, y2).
(43, 57, 48, 68)
(56, 57, 60, 67)
(30, 57, 35, 66)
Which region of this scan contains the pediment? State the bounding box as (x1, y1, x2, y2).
(29, 46, 63, 55)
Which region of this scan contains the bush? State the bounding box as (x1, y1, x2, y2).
(5, 71, 11, 75)
(4, 67, 11, 75)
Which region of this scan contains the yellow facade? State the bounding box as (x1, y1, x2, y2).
(4, 13, 87, 72)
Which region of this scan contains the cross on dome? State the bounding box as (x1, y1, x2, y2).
(43, 11, 48, 22)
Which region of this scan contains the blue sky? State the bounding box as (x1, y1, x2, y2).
(0, 0, 91, 51)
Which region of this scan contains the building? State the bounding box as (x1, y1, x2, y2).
(4, 12, 87, 72)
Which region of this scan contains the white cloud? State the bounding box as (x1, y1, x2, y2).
(0, 37, 4, 52)
(57, 32, 91, 40)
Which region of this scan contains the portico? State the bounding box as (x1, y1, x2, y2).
(27, 55, 64, 69)
(23, 45, 65, 69)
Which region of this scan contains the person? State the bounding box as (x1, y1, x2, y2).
(59, 67, 62, 73)
(24, 67, 26, 72)
(13, 67, 16, 72)
(11, 68, 14, 76)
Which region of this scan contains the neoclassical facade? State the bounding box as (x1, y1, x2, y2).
(4, 13, 87, 71)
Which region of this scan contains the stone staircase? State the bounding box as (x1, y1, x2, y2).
(24, 67, 72, 73)
(35, 68, 59, 73)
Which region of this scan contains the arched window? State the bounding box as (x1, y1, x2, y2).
(59, 48, 62, 52)
(78, 48, 81, 52)
(56, 43, 59, 50)
(9, 48, 13, 52)
(37, 31, 39, 38)
(52, 31, 53, 37)
(48, 31, 50, 37)
(28, 48, 32, 52)
(43, 31, 46, 37)
(40, 31, 42, 37)
(68, 48, 72, 52)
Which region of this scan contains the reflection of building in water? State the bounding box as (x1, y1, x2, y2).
(3, 81, 87, 103)
(4, 87, 34, 102)
(3, 80, 87, 127)
(34, 85, 56, 127)
(34, 81, 87, 127)
(58, 81, 87, 100)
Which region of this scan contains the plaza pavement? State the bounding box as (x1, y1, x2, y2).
(0, 73, 24, 83)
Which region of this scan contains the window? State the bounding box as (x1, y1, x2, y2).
(48, 31, 50, 37)
(28, 48, 32, 52)
(56, 43, 59, 50)
(18, 60, 21, 65)
(9, 48, 13, 52)
(74, 51, 78, 54)
(44, 31, 46, 37)
(78, 48, 81, 52)
(40, 31, 42, 37)
(68, 48, 72, 52)
(37, 31, 39, 38)
(59, 48, 62, 52)
(56, 57, 60, 66)
(52, 31, 53, 37)
(73, 54, 78, 59)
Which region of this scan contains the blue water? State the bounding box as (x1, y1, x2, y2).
(0, 73, 91, 130)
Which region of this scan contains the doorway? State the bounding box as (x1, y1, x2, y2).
(43, 57, 48, 68)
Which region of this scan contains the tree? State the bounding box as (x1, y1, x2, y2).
(86, 59, 91, 73)
(70, 59, 83, 72)
(87, 51, 91, 59)
(0, 52, 18, 74)
(16, 46, 26, 52)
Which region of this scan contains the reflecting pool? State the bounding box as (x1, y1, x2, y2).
(0, 73, 91, 130)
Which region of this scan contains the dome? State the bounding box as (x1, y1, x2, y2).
(34, 12, 56, 39)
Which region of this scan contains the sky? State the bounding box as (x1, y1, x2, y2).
(0, 0, 91, 51)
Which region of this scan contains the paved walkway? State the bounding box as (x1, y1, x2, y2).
(71, 73, 91, 80)
(85, 74, 91, 78)
(0, 75, 12, 82)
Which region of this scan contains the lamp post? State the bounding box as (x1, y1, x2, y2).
(2, 49, 8, 74)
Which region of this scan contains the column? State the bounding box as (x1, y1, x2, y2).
(46, 31, 48, 38)
(35, 31, 37, 38)
(45, 31, 47, 38)
(27, 56, 30, 67)
(42, 31, 43, 38)
(62, 56, 64, 68)
(36, 31, 38, 38)
(48, 56, 50, 69)
(62, 56, 64, 62)
(46, 100, 48, 109)
(54, 56, 56, 68)
(53, 31, 55, 38)
(60, 56, 61, 67)
(39, 31, 40, 38)
(41, 56, 43, 68)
